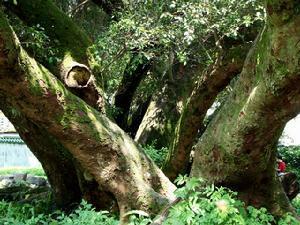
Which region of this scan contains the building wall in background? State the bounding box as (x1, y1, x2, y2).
(0, 134, 41, 168)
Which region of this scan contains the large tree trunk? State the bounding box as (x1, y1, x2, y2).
(191, 0, 300, 217)
(0, 101, 82, 209)
(164, 44, 250, 181)
(2, 0, 107, 208)
(135, 63, 195, 148)
(1, 99, 117, 211)
(0, 11, 175, 222)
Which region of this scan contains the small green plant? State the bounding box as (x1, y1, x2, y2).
(292, 195, 300, 215)
(56, 201, 118, 225)
(0, 200, 119, 225)
(125, 210, 152, 225)
(162, 175, 299, 225)
(142, 144, 168, 168)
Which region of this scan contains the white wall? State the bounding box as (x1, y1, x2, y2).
(0, 136, 41, 168)
(280, 115, 300, 146)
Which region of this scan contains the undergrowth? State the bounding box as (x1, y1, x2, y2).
(0, 176, 299, 225)
(142, 144, 168, 168)
(0, 167, 45, 177)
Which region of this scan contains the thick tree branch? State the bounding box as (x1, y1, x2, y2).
(164, 44, 251, 181)
(135, 63, 196, 148)
(4, 0, 103, 110)
(114, 55, 151, 131)
(0, 100, 82, 209)
(128, 96, 152, 137)
(0, 10, 175, 221)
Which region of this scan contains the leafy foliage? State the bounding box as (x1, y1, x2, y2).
(292, 195, 300, 215)
(9, 17, 60, 66)
(90, 0, 263, 98)
(0, 198, 53, 225)
(162, 176, 299, 225)
(278, 145, 300, 178)
(142, 144, 168, 168)
(0, 200, 118, 225)
(0, 180, 299, 224)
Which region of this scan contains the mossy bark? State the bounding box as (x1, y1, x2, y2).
(0, 99, 116, 210)
(0, 11, 175, 222)
(4, 0, 103, 110)
(135, 63, 196, 149)
(0, 101, 82, 209)
(164, 44, 250, 181)
(2, 0, 106, 207)
(4, 0, 91, 61)
(191, 0, 300, 217)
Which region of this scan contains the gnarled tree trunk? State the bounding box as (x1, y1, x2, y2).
(0, 11, 175, 222)
(4, 0, 103, 110)
(191, 0, 300, 216)
(1, 101, 82, 209)
(135, 63, 196, 149)
(164, 44, 250, 180)
(114, 55, 151, 131)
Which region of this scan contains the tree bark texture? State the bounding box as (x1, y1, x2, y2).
(114, 56, 151, 131)
(4, 0, 103, 110)
(0, 10, 175, 221)
(127, 96, 152, 137)
(0, 100, 82, 209)
(135, 63, 196, 149)
(191, 0, 300, 216)
(0, 98, 117, 210)
(164, 44, 250, 181)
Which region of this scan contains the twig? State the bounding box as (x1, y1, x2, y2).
(69, 0, 90, 16)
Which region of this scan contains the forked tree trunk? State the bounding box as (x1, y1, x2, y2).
(135, 63, 195, 148)
(191, 0, 300, 217)
(0, 11, 175, 222)
(164, 44, 250, 180)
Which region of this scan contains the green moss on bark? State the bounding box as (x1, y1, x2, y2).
(5, 0, 91, 61)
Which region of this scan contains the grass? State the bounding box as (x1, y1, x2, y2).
(0, 167, 45, 177)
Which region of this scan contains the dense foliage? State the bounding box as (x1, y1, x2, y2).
(278, 145, 300, 178)
(164, 176, 299, 225)
(0, 177, 299, 225)
(142, 144, 168, 168)
(90, 0, 263, 96)
(0, 200, 118, 225)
